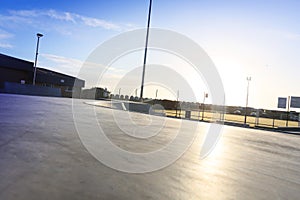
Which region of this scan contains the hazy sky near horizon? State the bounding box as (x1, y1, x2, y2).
(1, 0, 300, 109)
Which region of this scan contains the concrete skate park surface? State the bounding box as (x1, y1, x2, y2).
(85, 100, 151, 114)
(1, 94, 300, 200)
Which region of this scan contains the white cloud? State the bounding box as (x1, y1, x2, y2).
(9, 10, 39, 17)
(0, 33, 13, 40)
(41, 53, 83, 76)
(40, 53, 127, 89)
(6, 9, 121, 31)
(46, 10, 76, 23)
(0, 29, 13, 49)
(0, 43, 13, 48)
(79, 15, 120, 30)
(42, 53, 82, 65)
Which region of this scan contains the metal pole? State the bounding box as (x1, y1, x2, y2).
(175, 90, 179, 117)
(202, 92, 206, 121)
(244, 77, 251, 125)
(272, 112, 275, 128)
(286, 96, 290, 127)
(33, 33, 43, 85)
(154, 89, 158, 105)
(140, 0, 152, 102)
(198, 103, 201, 120)
(221, 95, 226, 121)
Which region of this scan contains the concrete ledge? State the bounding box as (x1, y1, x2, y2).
(223, 121, 250, 128)
(125, 102, 150, 114)
(86, 100, 151, 114)
(277, 127, 300, 132)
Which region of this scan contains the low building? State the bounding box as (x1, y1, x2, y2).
(35, 68, 84, 98)
(0, 53, 33, 87)
(81, 87, 110, 99)
(0, 53, 85, 97)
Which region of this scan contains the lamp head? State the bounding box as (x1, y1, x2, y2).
(37, 33, 43, 38)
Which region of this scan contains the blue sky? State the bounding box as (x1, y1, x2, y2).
(1, 0, 300, 109)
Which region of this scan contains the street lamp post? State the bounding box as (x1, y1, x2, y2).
(244, 76, 251, 125)
(140, 0, 152, 102)
(154, 89, 158, 105)
(202, 92, 208, 121)
(33, 33, 43, 85)
(175, 90, 179, 118)
(286, 96, 291, 127)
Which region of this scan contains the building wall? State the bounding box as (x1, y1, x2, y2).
(0, 67, 32, 87)
(1, 82, 61, 97)
(81, 88, 110, 99)
(0, 53, 33, 71)
(0, 53, 85, 98)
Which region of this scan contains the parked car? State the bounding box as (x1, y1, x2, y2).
(233, 110, 241, 115)
(290, 114, 299, 121)
(250, 111, 257, 116)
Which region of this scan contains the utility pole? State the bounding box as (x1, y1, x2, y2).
(33, 33, 43, 85)
(175, 90, 179, 117)
(244, 76, 251, 125)
(154, 89, 158, 105)
(202, 92, 208, 121)
(140, 0, 152, 102)
(286, 96, 290, 127)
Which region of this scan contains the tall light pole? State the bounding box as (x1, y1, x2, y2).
(202, 92, 208, 121)
(286, 96, 290, 127)
(140, 0, 152, 102)
(33, 33, 43, 85)
(154, 89, 158, 104)
(244, 76, 251, 125)
(175, 90, 179, 117)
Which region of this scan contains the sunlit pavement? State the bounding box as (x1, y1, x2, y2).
(1, 94, 300, 200)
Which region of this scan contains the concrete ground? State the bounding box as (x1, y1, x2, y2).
(1, 94, 300, 200)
